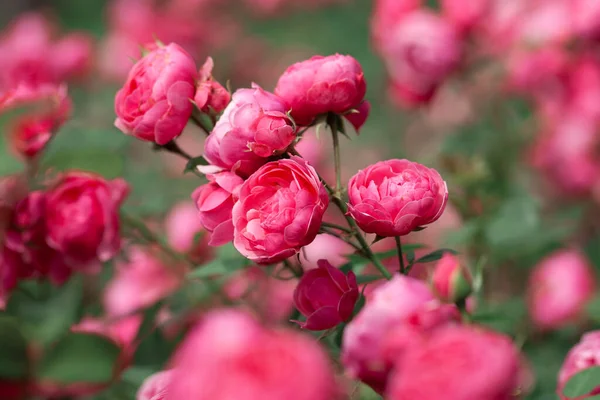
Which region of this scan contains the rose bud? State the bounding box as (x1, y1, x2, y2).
(299, 233, 354, 270)
(527, 249, 596, 330)
(293, 260, 359, 330)
(232, 156, 329, 264)
(342, 275, 459, 394)
(386, 325, 523, 400)
(274, 54, 367, 126)
(347, 159, 448, 237)
(192, 172, 244, 247)
(166, 309, 338, 400)
(431, 253, 472, 304)
(45, 171, 129, 269)
(202, 85, 296, 177)
(165, 201, 213, 263)
(114, 43, 197, 145)
(137, 370, 172, 400)
(558, 331, 600, 398)
(194, 57, 231, 115)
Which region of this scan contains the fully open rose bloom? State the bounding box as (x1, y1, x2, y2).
(275, 54, 367, 126)
(347, 159, 448, 237)
(114, 43, 197, 145)
(202, 85, 296, 177)
(232, 156, 328, 264)
(386, 325, 523, 400)
(45, 172, 129, 269)
(194, 57, 230, 114)
(342, 275, 459, 394)
(527, 249, 595, 330)
(166, 309, 338, 400)
(558, 331, 600, 398)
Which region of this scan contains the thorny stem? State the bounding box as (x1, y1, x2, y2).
(395, 236, 406, 275)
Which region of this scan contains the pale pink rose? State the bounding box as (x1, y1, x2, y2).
(137, 370, 172, 400)
(440, 0, 489, 33)
(232, 157, 329, 264)
(104, 246, 184, 318)
(380, 10, 463, 107)
(114, 43, 197, 145)
(387, 325, 522, 400)
(202, 85, 295, 177)
(274, 54, 367, 126)
(45, 172, 129, 270)
(194, 57, 230, 114)
(166, 309, 337, 400)
(347, 159, 448, 237)
(528, 250, 596, 330)
(371, 0, 421, 54)
(431, 253, 472, 303)
(192, 172, 244, 247)
(342, 275, 459, 394)
(299, 233, 354, 270)
(558, 331, 600, 398)
(164, 202, 212, 263)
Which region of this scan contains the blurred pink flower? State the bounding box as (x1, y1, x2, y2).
(164, 202, 213, 264)
(299, 233, 354, 270)
(440, 0, 490, 33)
(137, 370, 172, 400)
(558, 330, 600, 398)
(371, 0, 420, 54)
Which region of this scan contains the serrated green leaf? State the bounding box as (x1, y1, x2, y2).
(562, 367, 600, 398)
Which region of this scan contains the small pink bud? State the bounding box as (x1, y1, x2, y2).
(431, 253, 472, 303)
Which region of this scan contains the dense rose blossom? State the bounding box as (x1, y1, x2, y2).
(202, 85, 295, 177)
(166, 309, 337, 400)
(342, 275, 459, 394)
(347, 159, 448, 237)
(114, 43, 197, 145)
(194, 57, 231, 114)
(527, 250, 595, 330)
(274, 54, 367, 126)
(558, 331, 600, 398)
(224, 266, 297, 322)
(294, 260, 359, 330)
(137, 370, 172, 400)
(386, 325, 522, 400)
(431, 253, 472, 303)
(232, 157, 328, 264)
(299, 233, 354, 270)
(380, 10, 463, 107)
(371, 0, 420, 54)
(165, 202, 212, 263)
(104, 246, 184, 318)
(192, 172, 244, 246)
(45, 172, 129, 269)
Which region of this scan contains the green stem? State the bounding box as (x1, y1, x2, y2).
(395, 236, 405, 275)
(321, 221, 353, 234)
(319, 227, 363, 253)
(328, 113, 343, 195)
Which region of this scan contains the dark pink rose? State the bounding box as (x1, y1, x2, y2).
(347, 159, 448, 237)
(293, 260, 359, 330)
(114, 43, 197, 145)
(192, 172, 244, 246)
(386, 325, 522, 400)
(202, 85, 296, 177)
(232, 156, 329, 264)
(344, 100, 371, 132)
(558, 331, 600, 399)
(275, 54, 367, 126)
(45, 172, 129, 269)
(194, 57, 231, 114)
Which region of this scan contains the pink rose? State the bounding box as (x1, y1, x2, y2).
(528, 250, 595, 330)
(192, 172, 244, 247)
(164, 202, 213, 263)
(299, 233, 354, 270)
(166, 309, 337, 400)
(386, 325, 522, 400)
(380, 10, 462, 107)
(202, 85, 296, 177)
(194, 57, 231, 114)
(347, 159, 448, 237)
(431, 253, 472, 303)
(274, 54, 367, 126)
(114, 43, 197, 145)
(573, 0, 600, 39)
(342, 275, 459, 394)
(232, 156, 329, 264)
(137, 370, 172, 400)
(45, 172, 129, 269)
(49, 33, 94, 81)
(293, 260, 359, 330)
(371, 0, 420, 54)
(558, 331, 600, 398)
(440, 0, 489, 33)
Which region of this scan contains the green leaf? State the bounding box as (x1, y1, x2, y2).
(6, 276, 83, 345)
(35, 333, 120, 385)
(0, 314, 29, 380)
(414, 248, 458, 264)
(184, 156, 209, 174)
(187, 257, 249, 279)
(562, 366, 600, 398)
(356, 275, 383, 284)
